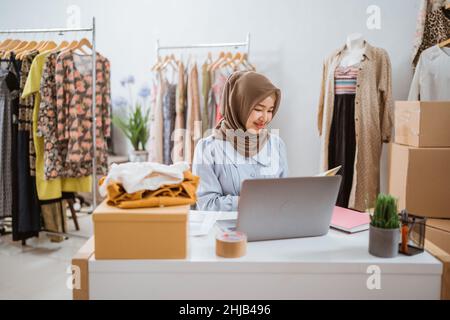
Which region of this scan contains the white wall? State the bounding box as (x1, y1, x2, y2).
(0, 0, 422, 191)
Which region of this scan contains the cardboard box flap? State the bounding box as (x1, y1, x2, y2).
(93, 212, 187, 222)
(93, 202, 189, 222)
(395, 101, 421, 136)
(94, 201, 190, 214)
(427, 219, 450, 233)
(395, 101, 450, 147)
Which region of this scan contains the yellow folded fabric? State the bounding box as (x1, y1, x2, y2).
(99, 170, 200, 209)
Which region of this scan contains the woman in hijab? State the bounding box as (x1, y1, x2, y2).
(192, 71, 288, 211)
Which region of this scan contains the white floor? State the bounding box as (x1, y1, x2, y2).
(0, 213, 93, 300)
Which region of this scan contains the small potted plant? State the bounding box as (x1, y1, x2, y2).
(112, 76, 151, 162)
(368, 194, 400, 258)
(112, 103, 150, 162)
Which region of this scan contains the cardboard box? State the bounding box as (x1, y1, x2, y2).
(388, 143, 450, 219)
(426, 219, 450, 255)
(93, 201, 189, 260)
(425, 219, 450, 300)
(425, 238, 450, 300)
(72, 237, 95, 300)
(395, 101, 450, 147)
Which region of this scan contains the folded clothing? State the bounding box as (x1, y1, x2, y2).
(99, 169, 200, 209)
(99, 161, 190, 196)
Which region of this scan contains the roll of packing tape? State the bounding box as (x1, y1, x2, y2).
(215, 231, 247, 258)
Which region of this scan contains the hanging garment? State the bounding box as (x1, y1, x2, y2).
(0, 63, 15, 219)
(162, 82, 177, 165)
(318, 42, 393, 212)
(208, 70, 216, 129)
(201, 62, 212, 134)
(55, 51, 111, 177)
(39, 52, 93, 191)
(1, 56, 40, 240)
(172, 62, 186, 163)
(412, 0, 430, 66)
(148, 73, 164, 163)
(0, 59, 17, 224)
(413, 0, 450, 66)
(19, 50, 39, 176)
(38, 52, 64, 180)
(211, 70, 229, 126)
(328, 65, 359, 208)
(184, 63, 201, 163)
(408, 45, 450, 100)
(10, 54, 41, 241)
(22, 52, 92, 200)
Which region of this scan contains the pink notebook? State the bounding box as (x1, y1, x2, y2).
(330, 206, 370, 233)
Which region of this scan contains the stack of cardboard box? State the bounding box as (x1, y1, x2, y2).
(389, 101, 450, 299)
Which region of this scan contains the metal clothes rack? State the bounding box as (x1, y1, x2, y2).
(155, 33, 251, 59)
(0, 17, 98, 243)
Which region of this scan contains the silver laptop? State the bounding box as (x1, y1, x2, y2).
(219, 176, 342, 242)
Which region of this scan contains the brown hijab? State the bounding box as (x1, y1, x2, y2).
(214, 71, 281, 158)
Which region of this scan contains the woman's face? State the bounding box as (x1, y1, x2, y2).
(245, 94, 276, 134)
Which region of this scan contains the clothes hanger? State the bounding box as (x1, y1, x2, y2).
(217, 52, 235, 71)
(2, 39, 22, 58)
(0, 39, 13, 51)
(208, 51, 225, 72)
(60, 40, 79, 54)
(211, 51, 228, 72)
(168, 54, 179, 70)
(34, 40, 47, 51)
(17, 40, 47, 60)
(73, 37, 92, 54)
(9, 40, 29, 55)
(38, 41, 58, 54)
(232, 52, 245, 70)
(1, 39, 22, 58)
(205, 51, 213, 66)
(157, 54, 179, 73)
(241, 53, 256, 71)
(445, 0, 450, 10)
(151, 56, 164, 72)
(154, 55, 170, 72)
(16, 41, 39, 60)
(48, 40, 69, 53)
(438, 37, 450, 48)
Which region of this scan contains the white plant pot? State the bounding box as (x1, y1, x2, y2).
(368, 225, 400, 258)
(129, 150, 148, 162)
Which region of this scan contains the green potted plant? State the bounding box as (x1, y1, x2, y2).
(112, 76, 151, 162)
(112, 103, 150, 162)
(368, 194, 400, 258)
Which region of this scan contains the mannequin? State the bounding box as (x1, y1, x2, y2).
(319, 37, 393, 211)
(327, 33, 366, 208)
(339, 33, 366, 67)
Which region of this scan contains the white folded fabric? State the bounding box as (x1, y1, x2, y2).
(99, 161, 190, 196)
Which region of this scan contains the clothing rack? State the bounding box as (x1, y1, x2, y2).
(0, 17, 98, 244)
(155, 33, 251, 59)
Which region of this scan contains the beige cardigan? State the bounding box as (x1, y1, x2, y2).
(318, 42, 393, 211)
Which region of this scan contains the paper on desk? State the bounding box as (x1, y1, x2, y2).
(189, 211, 220, 236)
(189, 210, 238, 236)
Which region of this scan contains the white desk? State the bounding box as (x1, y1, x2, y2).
(83, 212, 443, 300)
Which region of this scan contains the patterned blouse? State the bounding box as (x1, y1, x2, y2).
(54, 51, 111, 178)
(39, 52, 63, 179)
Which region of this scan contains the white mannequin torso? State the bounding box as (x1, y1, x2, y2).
(339, 33, 366, 67)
